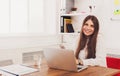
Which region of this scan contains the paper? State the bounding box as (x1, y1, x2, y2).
(0, 64, 38, 76)
(114, 0, 120, 5)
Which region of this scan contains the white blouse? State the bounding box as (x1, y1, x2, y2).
(78, 34, 107, 67)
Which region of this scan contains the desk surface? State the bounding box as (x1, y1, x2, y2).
(22, 60, 120, 76)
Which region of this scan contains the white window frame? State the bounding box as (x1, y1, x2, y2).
(0, 0, 56, 37)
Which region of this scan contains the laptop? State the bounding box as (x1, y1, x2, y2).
(43, 48, 88, 72)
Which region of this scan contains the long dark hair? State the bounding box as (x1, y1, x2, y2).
(75, 15, 99, 59)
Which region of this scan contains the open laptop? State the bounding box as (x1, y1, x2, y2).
(43, 48, 88, 72)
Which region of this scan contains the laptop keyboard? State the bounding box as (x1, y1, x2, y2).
(77, 67, 82, 70)
(77, 64, 84, 70)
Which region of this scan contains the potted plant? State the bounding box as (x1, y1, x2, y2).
(71, 7, 77, 14)
(71, 7, 77, 11)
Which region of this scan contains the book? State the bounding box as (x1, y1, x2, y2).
(60, 16, 71, 33)
(0, 64, 38, 76)
(66, 24, 74, 33)
(64, 19, 72, 33)
(60, 17, 64, 32)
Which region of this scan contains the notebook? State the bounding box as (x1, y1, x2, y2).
(0, 64, 38, 76)
(43, 48, 88, 72)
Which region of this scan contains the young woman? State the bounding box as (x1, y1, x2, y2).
(75, 15, 106, 67)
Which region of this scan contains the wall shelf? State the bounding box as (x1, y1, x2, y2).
(61, 13, 89, 16)
(60, 33, 80, 35)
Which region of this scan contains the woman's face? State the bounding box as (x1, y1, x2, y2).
(82, 19, 94, 36)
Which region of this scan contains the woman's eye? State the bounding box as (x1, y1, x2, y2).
(91, 25, 94, 27)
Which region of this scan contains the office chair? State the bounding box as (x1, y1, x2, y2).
(106, 56, 120, 76)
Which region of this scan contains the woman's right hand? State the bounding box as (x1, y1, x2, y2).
(76, 59, 79, 64)
(76, 58, 83, 65)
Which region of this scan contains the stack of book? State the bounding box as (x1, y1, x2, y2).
(61, 16, 74, 33)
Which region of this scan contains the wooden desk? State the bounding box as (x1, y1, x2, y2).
(22, 61, 120, 76)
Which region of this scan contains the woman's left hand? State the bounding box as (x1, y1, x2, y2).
(78, 59, 83, 65)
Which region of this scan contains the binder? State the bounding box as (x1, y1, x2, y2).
(64, 19, 72, 32)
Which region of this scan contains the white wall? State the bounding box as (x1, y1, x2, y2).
(0, 35, 61, 63)
(44, 0, 57, 34)
(102, 0, 120, 50)
(0, 35, 60, 49)
(29, 0, 44, 33)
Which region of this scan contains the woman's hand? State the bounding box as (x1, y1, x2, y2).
(76, 59, 79, 64)
(76, 59, 83, 65)
(78, 59, 83, 65)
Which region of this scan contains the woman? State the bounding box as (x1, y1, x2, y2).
(75, 15, 106, 67)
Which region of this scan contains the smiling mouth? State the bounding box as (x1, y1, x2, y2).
(84, 30, 92, 33)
